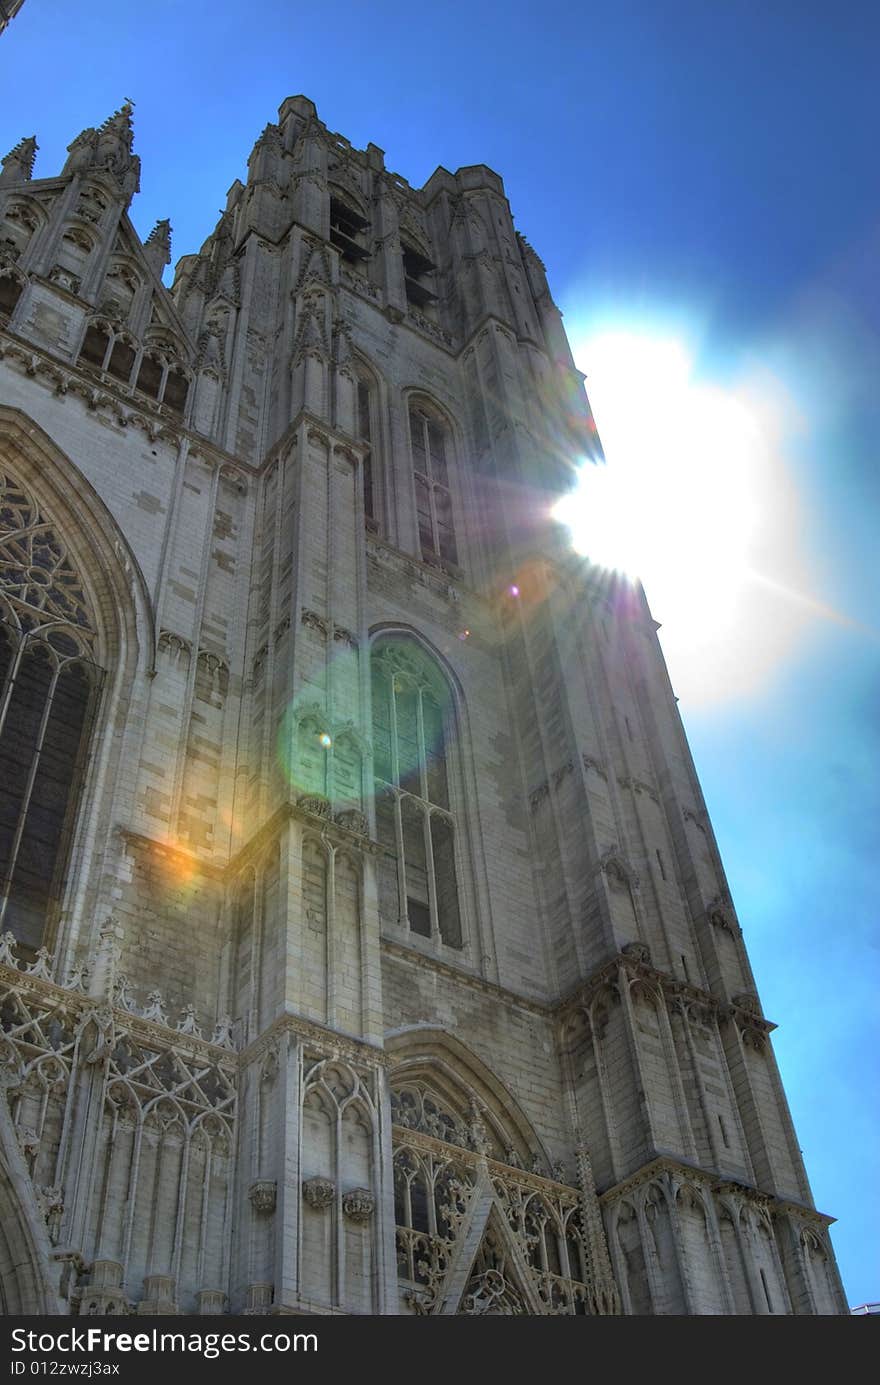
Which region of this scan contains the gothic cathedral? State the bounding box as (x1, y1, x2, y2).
(0, 98, 845, 1315)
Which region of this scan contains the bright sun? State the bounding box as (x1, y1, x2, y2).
(552, 328, 813, 707)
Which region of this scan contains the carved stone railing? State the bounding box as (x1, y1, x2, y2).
(0, 943, 238, 1312)
(392, 1124, 596, 1315)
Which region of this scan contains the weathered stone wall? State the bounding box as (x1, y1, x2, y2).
(0, 98, 846, 1315)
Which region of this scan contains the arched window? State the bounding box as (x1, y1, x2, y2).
(329, 192, 371, 272)
(0, 469, 102, 953)
(77, 320, 191, 417)
(106, 332, 136, 385)
(0, 268, 24, 320)
(162, 363, 190, 417)
(371, 637, 462, 949)
(79, 319, 113, 371)
(408, 402, 458, 569)
(135, 349, 163, 400)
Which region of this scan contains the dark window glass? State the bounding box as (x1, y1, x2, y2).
(0, 276, 23, 318)
(107, 337, 135, 383)
(136, 353, 162, 399)
(407, 897, 431, 938)
(409, 1174, 430, 1232)
(163, 369, 189, 415)
(80, 325, 110, 369)
(409, 407, 457, 567)
(0, 637, 95, 952)
(431, 816, 460, 948)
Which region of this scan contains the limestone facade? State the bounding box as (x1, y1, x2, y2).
(0, 97, 846, 1314)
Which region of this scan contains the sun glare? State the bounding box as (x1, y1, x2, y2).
(553, 326, 814, 706)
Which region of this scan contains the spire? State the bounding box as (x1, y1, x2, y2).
(144, 218, 172, 275)
(63, 99, 140, 206)
(99, 99, 135, 139)
(574, 1141, 622, 1315)
(0, 135, 38, 187)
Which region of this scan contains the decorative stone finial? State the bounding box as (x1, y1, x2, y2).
(574, 1139, 622, 1315)
(87, 917, 122, 1001)
(64, 100, 140, 205)
(98, 99, 135, 138)
(468, 1098, 490, 1157)
(144, 218, 172, 274)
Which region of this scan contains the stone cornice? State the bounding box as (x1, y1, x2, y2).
(117, 826, 227, 879)
(238, 1009, 389, 1072)
(261, 407, 367, 475)
(380, 937, 550, 1019)
(119, 798, 381, 884)
(380, 942, 780, 1043)
(598, 1155, 831, 1224)
(392, 1124, 579, 1201)
(557, 953, 777, 1037)
(365, 530, 480, 605)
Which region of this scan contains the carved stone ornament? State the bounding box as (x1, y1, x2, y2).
(335, 808, 368, 836)
(622, 940, 651, 965)
(302, 1176, 335, 1210)
(248, 1180, 277, 1215)
(342, 1187, 375, 1222)
(733, 992, 761, 1016)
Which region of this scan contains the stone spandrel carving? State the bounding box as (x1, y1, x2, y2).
(391, 1082, 497, 1156)
(460, 1233, 528, 1316)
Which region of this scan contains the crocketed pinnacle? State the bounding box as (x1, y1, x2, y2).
(144, 218, 173, 270)
(1, 135, 38, 181)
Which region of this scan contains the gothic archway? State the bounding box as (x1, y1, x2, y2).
(0, 406, 153, 969)
(387, 1030, 592, 1315)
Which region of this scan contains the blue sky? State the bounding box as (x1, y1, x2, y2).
(3, 0, 877, 1307)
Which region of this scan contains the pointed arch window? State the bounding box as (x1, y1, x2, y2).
(409, 403, 458, 569)
(0, 470, 102, 953)
(329, 194, 371, 270)
(371, 638, 462, 949)
(78, 322, 190, 416)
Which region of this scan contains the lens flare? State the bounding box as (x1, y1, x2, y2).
(551, 324, 825, 705)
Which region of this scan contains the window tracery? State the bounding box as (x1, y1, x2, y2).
(393, 1143, 476, 1310)
(459, 1226, 529, 1315)
(371, 639, 462, 948)
(390, 1071, 592, 1315)
(0, 470, 101, 952)
(408, 402, 458, 569)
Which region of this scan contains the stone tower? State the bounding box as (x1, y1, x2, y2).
(0, 97, 845, 1315)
